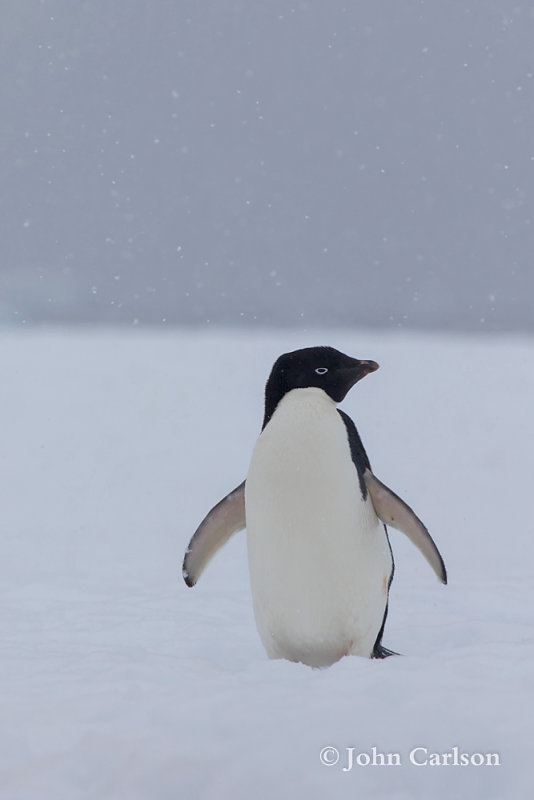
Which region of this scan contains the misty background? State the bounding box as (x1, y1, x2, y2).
(1, 1, 532, 331)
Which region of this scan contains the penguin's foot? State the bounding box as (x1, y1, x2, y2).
(372, 643, 400, 659)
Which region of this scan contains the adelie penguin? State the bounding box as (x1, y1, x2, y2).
(183, 346, 447, 668)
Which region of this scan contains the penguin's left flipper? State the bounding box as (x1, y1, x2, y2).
(364, 469, 447, 585)
(183, 481, 246, 587)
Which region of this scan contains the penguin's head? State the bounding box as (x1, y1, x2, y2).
(262, 346, 378, 428)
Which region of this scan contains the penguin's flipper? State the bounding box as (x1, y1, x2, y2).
(183, 481, 246, 587)
(364, 469, 447, 585)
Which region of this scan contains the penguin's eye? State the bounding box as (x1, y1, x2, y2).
(315, 367, 328, 375)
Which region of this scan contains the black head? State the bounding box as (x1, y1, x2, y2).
(262, 346, 378, 429)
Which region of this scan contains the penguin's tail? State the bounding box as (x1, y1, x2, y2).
(372, 643, 399, 659)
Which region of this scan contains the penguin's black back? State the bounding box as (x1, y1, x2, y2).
(338, 409, 397, 660)
(337, 409, 371, 501)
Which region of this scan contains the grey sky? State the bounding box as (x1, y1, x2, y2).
(1, 1, 532, 330)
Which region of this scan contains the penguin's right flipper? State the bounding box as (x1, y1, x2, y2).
(364, 469, 447, 585)
(183, 481, 246, 587)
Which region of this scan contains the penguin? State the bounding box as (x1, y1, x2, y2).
(183, 346, 446, 667)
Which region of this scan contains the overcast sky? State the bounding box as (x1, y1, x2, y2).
(1, 1, 533, 331)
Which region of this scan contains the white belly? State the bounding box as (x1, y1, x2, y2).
(245, 388, 393, 667)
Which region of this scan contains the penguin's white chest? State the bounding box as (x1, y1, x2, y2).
(245, 388, 392, 667)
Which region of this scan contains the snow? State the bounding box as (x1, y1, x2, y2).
(1, 327, 532, 798)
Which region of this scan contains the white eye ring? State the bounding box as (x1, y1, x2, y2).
(315, 367, 328, 375)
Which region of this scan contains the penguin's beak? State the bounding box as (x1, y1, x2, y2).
(334, 359, 379, 401)
(344, 359, 379, 389)
(358, 360, 379, 376)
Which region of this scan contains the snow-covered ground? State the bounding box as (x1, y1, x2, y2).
(1, 327, 532, 799)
